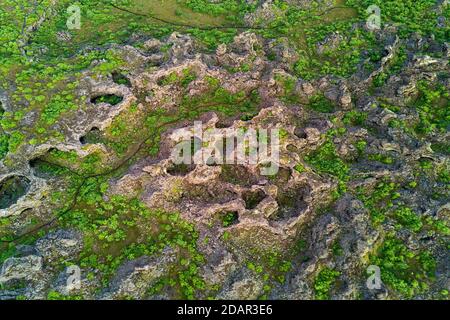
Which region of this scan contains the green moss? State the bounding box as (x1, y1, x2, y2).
(305, 140, 349, 180)
(177, 78, 259, 119)
(47, 291, 83, 300)
(371, 47, 407, 88)
(158, 68, 197, 87)
(413, 81, 449, 135)
(357, 180, 398, 224)
(308, 93, 335, 113)
(59, 185, 207, 298)
(293, 238, 308, 255)
(0, 107, 9, 159)
(314, 267, 340, 300)
(41, 94, 78, 125)
(187, 28, 237, 50)
(294, 18, 374, 79)
(343, 111, 367, 126)
(347, 0, 448, 42)
(0, 230, 44, 264)
(294, 163, 306, 173)
(7, 131, 24, 152)
(431, 142, 450, 156)
(408, 181, 417, 188)
(354, 140, 367, 155)
(222, 231, 230, 241)
(424, 217, 450, 236)
(437, 166, 449, 184)
(370, 236, 436, 298)
(180, 68, 198, 87)
(274, 74, 300, 105)
(91, 94, 123, 106)
(440, 290, 449, 299)
(243, 249, 292, 289)
(393, 207, 423, 232)
(184, 0, 256, 22)
(49, 149, 78, 163)
(0, 133, 9, 159)
(0, 243, 17, 265)
(369, 153, 394, 165)
(221, 211, 238, 228)
(331, 240, 344, 257)
(419, 158, 433, 170)
(373, 72, 389, 88)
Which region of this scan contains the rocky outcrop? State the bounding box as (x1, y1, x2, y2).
(100, 248, 176, 300)
(0, 1, 448, 300)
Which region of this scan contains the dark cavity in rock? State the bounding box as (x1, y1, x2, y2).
(294, 127, 308, 139)
(215, 120, 233, 129)
(80, 127, 102, 145)
(167, 163, 196, 176)
(187, 185, 237, 205)
(242, 189, 266, 210)
(90, 94, 123, 106)
(220, 165, 259, 187)
(268, 167, 292, 187)
(29, 156, 63, 178)
(273, 184, 311, 221)
(220, 211, 239, 227)
(0, 176, 30, 209)
(112, 72, 132, 87)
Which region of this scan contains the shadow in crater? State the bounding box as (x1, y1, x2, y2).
(0, 176, 30, 210)
(80, 127, 102, 145)
(272, 184, 311, 221)
(242, 189, 266, 210)
(112, 71, 132, 87)
(90, 94, 123, 106)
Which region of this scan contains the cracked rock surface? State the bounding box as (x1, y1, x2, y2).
(0, 0, 448, 300)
